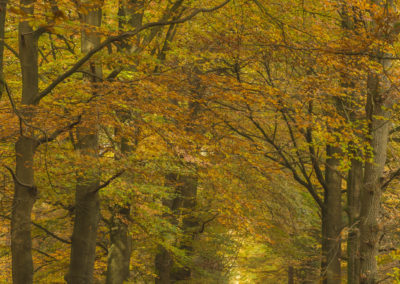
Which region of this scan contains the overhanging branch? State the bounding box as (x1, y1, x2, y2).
(34, 0, 231, 104)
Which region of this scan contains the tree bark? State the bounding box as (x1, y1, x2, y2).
(359, 72, 390, 284)
(358, 1, 396, 282)
(155, 245, 173, 284)
(338, 8, 362, 283)
(155, 173, 180, 283)
(105, 2, 143, 282)
(288, 266, 294, 284)
(12, 138, 37, 284)
(171, 175, 198, 281)
(155, 173, 198, 283)
(106, 136, 133, 284)
(347, 158, 362, 284)
(0, 0, 7, 99)
(321, 145, 342, 284)
(11, 1, 38, 283)
(67, 2, 102, 283)
(106, 205, 132, 284)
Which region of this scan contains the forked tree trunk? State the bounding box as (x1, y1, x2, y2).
(11, 1, 39, 283)
(321, 145, 342, 284)
(67, 2, 102, 283)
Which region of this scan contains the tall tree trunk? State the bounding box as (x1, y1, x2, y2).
(106, 204, 132, 284)
(106, 137, 133, 284)
(358, 1, 396, 282)
(338, 8, 362, 283)
(347, 158, 362, 284)
(288, 266, 294, 284)
(155, 245, 173, 284)
(11, 1, 38, 283)
(171, 175, 198, 281)
(67, 2, 102, 283)
(105, 2, 143, 282)
(155, 173, 181, 284)
(155, 173, 198, 283)
(321, 145, 342, 284)
(0, 0, 7, 99)
(359, 72, 390, 284)
(12, 138, 37, 284)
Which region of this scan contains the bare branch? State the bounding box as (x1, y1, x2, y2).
(382, 167, 400, 189)
(36, 115, 82, 146)
(91, 170, 125, 194)
(197, 213, 219, 234)
(32, 221, 71, 244)
(4, 165, 36, 190)
(0, 214, 70, 244)
(4, 42, 19, 58)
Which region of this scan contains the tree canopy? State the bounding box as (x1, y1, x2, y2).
(0, 0, 400, 283)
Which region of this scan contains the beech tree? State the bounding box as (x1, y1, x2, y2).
(0, 0, 400, 283)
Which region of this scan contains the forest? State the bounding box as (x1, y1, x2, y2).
(0, 0, 399, 283)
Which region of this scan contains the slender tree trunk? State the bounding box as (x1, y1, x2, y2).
(347, 158, 362, 284)
(288, 266, 294, 284)
(155, 173, 180, 283)
(105, 2, 143, 282)
(171, 175, 198, 281)
(11, 1, 38, 283)
(67, 2, 102, 283)
(337, 6, 363, 282)
(155, 173, 198, 282)
(155, 245, 173, 284)
(338, 9, 361, 282)
(106, 137, 133, 284)
(359, 72, 390, 284)
(0, 0, 7, 99)
(322, 145, 342, 284)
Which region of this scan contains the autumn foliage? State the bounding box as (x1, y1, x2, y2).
(0, 0, 400, 283)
